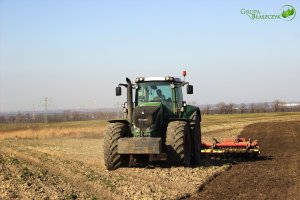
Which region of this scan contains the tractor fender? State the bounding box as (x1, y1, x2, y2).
(190, 107, 201, 123)
(168, 106, 201, 125)
(180, 105, 201, 122)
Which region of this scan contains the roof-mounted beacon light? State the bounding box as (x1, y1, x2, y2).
(182, 70, 187, 82)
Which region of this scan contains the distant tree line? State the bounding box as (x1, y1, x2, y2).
(0, 110, 121, 124)
(202, 100, 300, 115)
(1, 100, 300, 124)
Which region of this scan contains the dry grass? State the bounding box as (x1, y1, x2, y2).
(1, 112, 300, 141)
(0, 120, 108, 140)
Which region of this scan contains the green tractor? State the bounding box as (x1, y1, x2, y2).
(104, 72, 201, 170)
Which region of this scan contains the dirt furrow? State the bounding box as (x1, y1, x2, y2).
(1, 140, 232, 200)
(0, 150, 96, 199)
(0, 146, 119, 200)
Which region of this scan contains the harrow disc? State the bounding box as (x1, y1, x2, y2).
(201, 137, 260, 159)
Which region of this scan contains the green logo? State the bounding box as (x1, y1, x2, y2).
(241, 5, 296, 21)
(281, 5, 296, 21)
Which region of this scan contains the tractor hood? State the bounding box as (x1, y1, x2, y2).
(132, 102, 163, 137)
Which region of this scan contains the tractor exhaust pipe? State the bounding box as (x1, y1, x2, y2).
(126, 77, 133, 124)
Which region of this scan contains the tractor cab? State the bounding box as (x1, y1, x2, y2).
(134, 77, 189, 114)
(117, 76, 194, 137)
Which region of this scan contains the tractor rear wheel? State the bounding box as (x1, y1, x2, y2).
(166, 121, 191, 167)
(103, 122, 129, 170)
(190, 110, 201, 164)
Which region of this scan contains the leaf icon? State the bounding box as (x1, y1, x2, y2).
(281, 7, 295, 18)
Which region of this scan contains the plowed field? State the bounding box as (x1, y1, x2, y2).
(1, 114, 300, 199)
(192, 121, 300, 200)
(0, 138, 231, 199)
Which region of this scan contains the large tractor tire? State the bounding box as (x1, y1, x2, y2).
(190, 110, 201, 164)
(166, 121, 191, 167)
(103, 122, 129, 170)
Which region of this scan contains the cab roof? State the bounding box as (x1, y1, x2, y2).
(135, 76, 182, 83)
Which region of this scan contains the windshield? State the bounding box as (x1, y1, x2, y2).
(136, 82, 173, 104)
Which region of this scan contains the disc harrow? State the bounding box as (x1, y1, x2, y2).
(201, 137, 260, 159)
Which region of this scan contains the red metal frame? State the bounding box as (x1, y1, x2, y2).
(202, 138, 259, 149)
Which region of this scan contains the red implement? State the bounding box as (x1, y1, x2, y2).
(201, 137, 260, 158)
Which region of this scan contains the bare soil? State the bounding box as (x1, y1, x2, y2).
(0, 138, 230, 200)
(1, 118, 300, 199)
(191, 121, 300, 200)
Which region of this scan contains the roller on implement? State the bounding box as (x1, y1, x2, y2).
(201, 137, 260, 158)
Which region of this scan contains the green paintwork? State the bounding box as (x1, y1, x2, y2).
(109, 78, 202, 156)
(137, 102, 162, 107)
(127, 79, 200, 138)
(131, 103, 170, 137)
(180, 105, 200, 120)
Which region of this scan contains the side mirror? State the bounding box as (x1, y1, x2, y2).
(116, 86, 122, 96)
(187, 85, 193, 94)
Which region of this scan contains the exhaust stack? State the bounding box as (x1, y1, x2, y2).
(126, 78, 133, 124)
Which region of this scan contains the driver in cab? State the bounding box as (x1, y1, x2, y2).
(153, 89, 165, 101)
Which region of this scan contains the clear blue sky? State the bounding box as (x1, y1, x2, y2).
(0, 0, 299, 111)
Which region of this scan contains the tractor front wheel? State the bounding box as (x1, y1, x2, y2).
(103, 122, 129, 170)
(166, 121, 191, 167)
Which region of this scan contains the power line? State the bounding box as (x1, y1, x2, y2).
(40, 97, 51, 123)
(32, 104, 36, 120)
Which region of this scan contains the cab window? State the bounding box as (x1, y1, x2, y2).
(136, 82, 173, 104)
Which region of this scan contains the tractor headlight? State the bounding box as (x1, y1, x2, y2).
(165, 76, 174, 81)
(135, 77, 145, 83)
